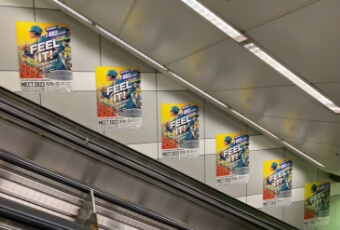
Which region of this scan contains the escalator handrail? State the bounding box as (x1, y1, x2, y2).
(0, 87, 298, 230)
(0, 149, 194, 230)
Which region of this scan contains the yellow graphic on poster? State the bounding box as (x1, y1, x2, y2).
(216, 132, 249, 186)
(263, 159, 293, 208)
(161, 103, 199, 160)
(95, 66, 142, 130)
(304, 181, 330, 229)
(16, 21, 72, 93)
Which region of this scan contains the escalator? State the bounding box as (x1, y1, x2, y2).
(0, 86, 298, 230)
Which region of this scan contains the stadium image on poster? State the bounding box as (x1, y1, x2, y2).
(304, 181, 330, 229)
(96, 66, 142, 130)
(16, 21, 72, 93)
(216, 132, 249, 186)
(161, 103, 199, 160)
(263, 159, 293, 208)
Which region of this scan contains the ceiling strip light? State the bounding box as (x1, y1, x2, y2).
(282, 141, 325, 167)
(181, 0, 247, 42)
(53, 1, 324, 168)
(168, 71, 228, 108)
(244, 43, 340, 114)
(95, 25, 167, 71)
(53, 0, 92, 25)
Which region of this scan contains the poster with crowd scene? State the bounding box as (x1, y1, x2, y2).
(96, 66, 142, 130)
(263, 159, 293, 208)
(161, 103, 199, 160)
(16, 21, 72, 93)
(304, 181, 331, 229)
(216, 132, 249, 186)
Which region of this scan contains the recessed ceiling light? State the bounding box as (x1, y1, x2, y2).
(244, 43, 340, 114)
(181, 0, 247, 42)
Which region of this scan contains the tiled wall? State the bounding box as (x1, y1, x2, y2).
(0, 1, 339, 229)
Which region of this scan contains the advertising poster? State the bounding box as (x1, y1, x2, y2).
(16, 21, 72, 93)
(96, 66, 142, 130)
(161, 103, 199, 160)
(263, 159, 293, 208)
(216, 132, 250, 186)
(304, 181, 330, 229)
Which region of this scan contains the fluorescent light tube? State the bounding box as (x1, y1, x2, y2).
(53, 0, 92, 25)
(244, 43, 340, 114)
(181, 0, 247, 42)
(168, 71, 228, 108)
(95, 25, 167, 71)
(282, 141, 325, 167)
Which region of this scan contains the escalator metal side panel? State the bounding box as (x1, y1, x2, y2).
(0, 196, 89, 230)
(0, 86, 298, 229)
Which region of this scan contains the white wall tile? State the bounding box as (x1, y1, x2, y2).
(141, 73, 156, 91)
(260, 206, 283, 220)
(249, 135, 283, 151)
(292, 187, 305, 202)
(236, 196, 247, 203)
(204, 138, 215, 155)
(73, 72, 95, 91)
(35, 9, 101, 72)
(283, 201, 304, 230)
(0, 7, 34, 71)
(247, 194, 263, 209)
(0, 71, 20, 91)
(0, 0, 32, 7)
(156, 73, 186, 91)
(40, 91, 98, 131)
(127, 143, 158, 159)
(331, 183, 340, 196)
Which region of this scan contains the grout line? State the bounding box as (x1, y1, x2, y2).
(203, 99, 206, 183)
(155, 70, 160, 161)
(99, 35, 102, 65)
(245, 0, 320, 33)
(33, 0, 36, 21)
(117, 0, 138, 37)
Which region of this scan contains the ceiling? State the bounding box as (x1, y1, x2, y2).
(52, 0, 340, 174)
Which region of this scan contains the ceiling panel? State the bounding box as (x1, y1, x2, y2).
(247, 0, 340, 84)
(200, 0, 315, 31)
(244, 115, 340, 147)
(283, 137, 340, 175)
(315, 83, 340, 107)
(168, 39, 292, 91)
(64, 0, 135, 34)
(119, 0, 226, 65)
(208, 86, 340, 122)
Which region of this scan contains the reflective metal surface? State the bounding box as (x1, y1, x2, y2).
(0, 87, 298, 229)
(46, 0, 340, 177)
